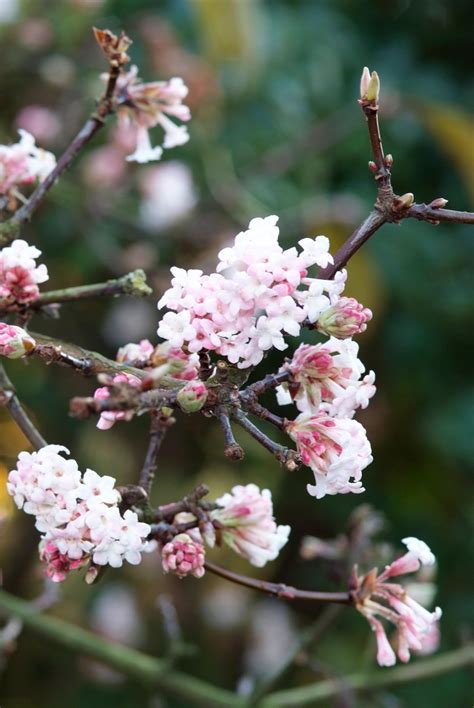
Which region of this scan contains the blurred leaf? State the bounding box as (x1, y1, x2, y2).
(417, 102, 474, 203)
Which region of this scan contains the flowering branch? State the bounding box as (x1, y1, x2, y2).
(204, 561, 351, 605)
(0, 362, 46, 450)
(0, 31, 131, 244)
(69, 386, 176, 419)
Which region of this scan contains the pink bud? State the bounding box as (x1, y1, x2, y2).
(176, 380, 208, 413)
(0, 323, 36, 359)
(161, 533, 205, 579)
(316, 297, 372, 339)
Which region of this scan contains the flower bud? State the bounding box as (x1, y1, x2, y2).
(176, 380, 207, 413)
(316, 297, 372, 339)
(393, 192, 414, 211)
(429, 197, 448, 209)
(360, 67, 371, 99)
(161, 533, 205, 579)
(0, 323, 36, 359)
(366, 71, 380, 102)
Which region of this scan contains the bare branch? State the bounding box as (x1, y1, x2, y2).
(204, 561, 352, 605)
(0, 363, 46, 450)
(138, 414, 174, 494)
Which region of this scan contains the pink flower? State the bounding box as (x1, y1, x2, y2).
(94, 373, 142, 431)
(0, 130, 56, 195)
(316, 297, 372, 339)
(211, 484, 290, 567)
(279, 338, 375, 416)
(0, 239, 48, 306)
(287, 412, 372, 499)
(176, 379, 208, 413)
(161, 533, 205, 579)
(39, 540, 89, 583)
(113, 67, 191, 164)
(116, 339, 154, 366)
(353, 538, 442, 666)
(0, 322, 36, 358)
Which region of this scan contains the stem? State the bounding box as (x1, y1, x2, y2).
(30, 332, 147, 379)
(32, 270, 152, 308)
(0, 589, 243, 707)
(153, 485, 211, 521)
(248, 605, 342, 704)
(216, 406, 244, 460)
(0, 67, 120, 241)
(243, 371, 290, 398)
(361, 101, 392, 190)
(317, 210, 387, 279)
(232, 410, 299, 470)
(138, 415, 170, 494)
(407, 203, 474, 225)
(0, 363, 46, 450)
(69, 388, 177, 419)
(261, 644, 474, 706)
(204, 562, 351, 605)
(241, 397, 286, 431)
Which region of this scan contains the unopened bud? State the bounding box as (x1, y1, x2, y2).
(360, 66, 371, 99)
(368, 160, 378, 173)
(429, 197, 448, 209)
(0, 323, 36, 359)
(85, 565, 100, 585)
(393, 192, 414, 211)
(316, 297, 372, 339)
(366, 71, 380, 102)
(384, 154, 393, 167)
(176, 380, 208, 413)
(93, 27, 132, 66)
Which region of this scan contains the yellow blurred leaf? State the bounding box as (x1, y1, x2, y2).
(417, 103, 474, 204)
(0, 409, 34, 457)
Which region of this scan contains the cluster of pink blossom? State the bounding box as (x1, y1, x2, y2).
(0, 129, 56, 196)
(277, 337, 375, 417)
(0, 322, 36, 358)
(157, 215, 349, 368)
(0, 238, 48, 306)
(161, 533, 206, 579)
(93, 339, 201, 430)
(7, 445, 151, 582)
(279, 338, 375, 499)
(355, 537, 442, 666)
(211, 484, 291, 567)
(113, 66, 191, 163)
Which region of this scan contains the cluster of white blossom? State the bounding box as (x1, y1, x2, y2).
(0, 129, 56, 196)
(157, 215, 348, 368)
(0, 238, 48, 305)
(7, 445, 151, 582)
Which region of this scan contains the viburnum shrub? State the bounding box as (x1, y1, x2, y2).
(1, 30, 473, 694)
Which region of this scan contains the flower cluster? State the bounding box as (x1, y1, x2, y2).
(277, 337, 375, 417)
(158, 215, 350, 368)
(94, 372, 142, 431)
(7, 445, 151, 581)
(211, 484, 290, 567)
(114, 66, 191, 163)
(0, 239, 48, 306)
(161, 533, 205, 579)
(0, 129, 56, 197)
(0, 322, 36, 359)
(354, 537, 442, 666)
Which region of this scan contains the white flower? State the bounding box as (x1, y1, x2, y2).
(78, 469, 121, 509)
(402, 537, 436, 566)
(157, 310, 197, 348)
(126, 125, 163, 164)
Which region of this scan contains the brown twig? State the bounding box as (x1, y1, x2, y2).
(406, 203, 474, 225)
(138, 414, 173, 494)
(152, 485, 212, 522)
(69, 387, 177, 419)
(204, 561, 351, 605)
(32, 270, 152, 308)
(232, 409, 300, 470)
(0, 363, 46, 450)
(215, 406, 245, 460)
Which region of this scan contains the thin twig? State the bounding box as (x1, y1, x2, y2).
(406, 203, 474, 225)
(0, 67, 121, 242)
(32, 270, 152, 308)
(232, 409, 299, 470)
(215, 406, 244, 460)
(138, 414, 172, 494)
(152, 485, 212, 522)
(69, 387, 177, 419)
(204, 561, 351, 605)
(0, 363, 46, 450)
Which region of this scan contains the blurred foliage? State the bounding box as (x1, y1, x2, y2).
(0, 0, 473, 706)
